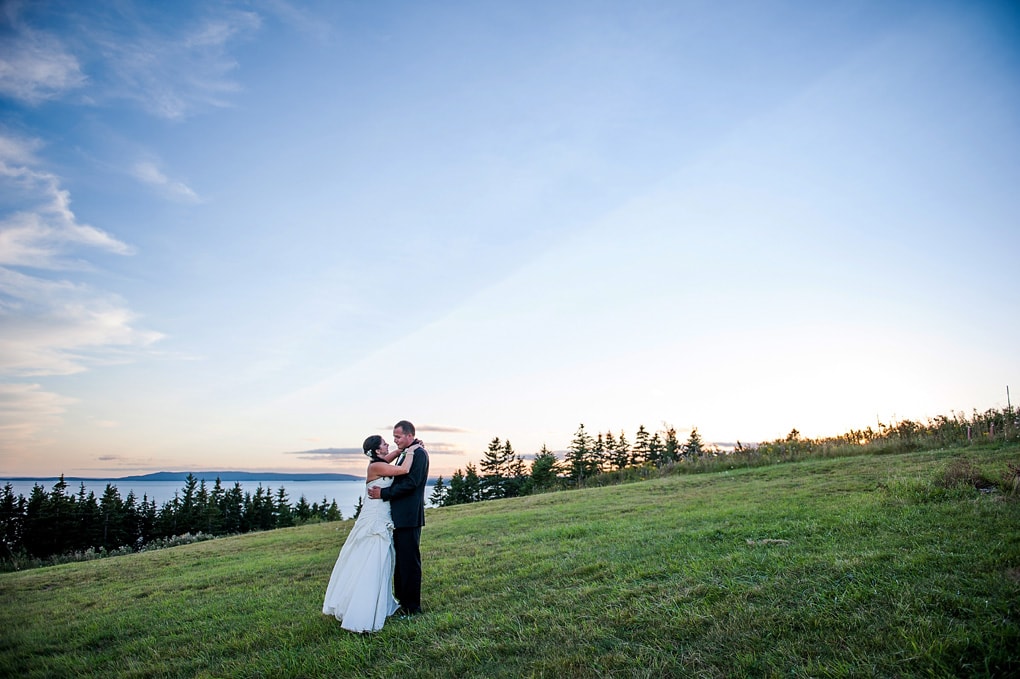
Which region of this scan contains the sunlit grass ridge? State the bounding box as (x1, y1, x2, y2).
(2, 445, 1018, 678)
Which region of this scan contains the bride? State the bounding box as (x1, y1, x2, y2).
(322, 434, 413, 633)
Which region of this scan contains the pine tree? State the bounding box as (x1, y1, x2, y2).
(663, 426, 680, 464)
(325, 500, 342, 522)
(479, 437, 509, 500)
(529, 445, 560, 492)
(501, 438, 526, 497)
(444, 469, 468, 506)
(99, 484, 127, 550)
(565, 424, 596, 485)
(592, 433, 607, 474)
(632, 425, 651, 466)
(74, 483, 100, 551)
(684, 427, 704, 459)
(274, 487, 294, 528)
(178, 474, 200, 534)
(122, 490, 142, 549)
(0, 483, 24, 559)
(294, 495, 313, 523)
(429, 476, 448, 506)
(205, 479, 225, 534)
(220, 483, 244, 534)
(463, 463, 482, 503)
(612, 431, 631, 471)
(648, 432, 664, 466)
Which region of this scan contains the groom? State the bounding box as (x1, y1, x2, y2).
(367, 419, 430, 615)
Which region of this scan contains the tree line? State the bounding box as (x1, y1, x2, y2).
(431, 423, 709, 506)
(0, 474, 343, 569)
(430, 406, 1019, 507)
(4, 405, 1014, 569)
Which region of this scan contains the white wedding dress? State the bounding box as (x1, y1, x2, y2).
(322, 477, 399, 632)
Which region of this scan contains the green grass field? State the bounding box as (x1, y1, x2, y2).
(2, 445, 1018, 678)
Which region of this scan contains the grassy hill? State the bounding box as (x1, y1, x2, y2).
(2, 445, 1018, 678)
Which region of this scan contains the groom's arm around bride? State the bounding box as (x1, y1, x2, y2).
(369, 420, 430, 615)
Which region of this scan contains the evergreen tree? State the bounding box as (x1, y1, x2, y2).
(592, 433, 607, 474)
(195, 480, 211, 533)
(604, 431, 617, 462)
(505, 442, 528, 498)
(611, 431, 631, 471)
(22, 484, 48, 557)
(647, 432, 664, 466)
(220, 483, 244, 534)
(463, 463, 482, 503)
(156, 493, 182, 538)
(325, 500, 342, 522)
(314, 496, 330, 521)
(205, 479, 225, 534)
(632, 425, 651, 466)
(122, 490, 142, 548)
(565, 424, 597, 484)
(429, 476, 448, 506)
(684, 427, 704, 459)
(138, 496, 157, 544)
(178, 474, 200, 534)
(99, 484, 127, 550)
(250, 486, 275, 530)
(74, 483, 101, 551)
(529, 445, 560, 492)
(352, 496, 363, 519)
(479, 438, 527, 500)
(479, 437, 509, 500)
(274, 487, 294, 528)
(444, 469, 468, 506)
(0, 483, 24, 559)
(662, 426, 680, 464)
(294, 495, 313, 523)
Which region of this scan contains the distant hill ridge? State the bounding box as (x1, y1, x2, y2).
(3, 471, 361, 482)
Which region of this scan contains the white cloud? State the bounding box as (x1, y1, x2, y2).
(98, 10, 262, 120)
(0, 132, 162, 378)
(0, 25, 86, 104)
(256, 0, 332, 43)
(1, 4, 261, 119)
(0, 134, 134, 268)
(0, 267, 163, 377)
(132, 160, 201, 203)
(0, 383, 75, 453)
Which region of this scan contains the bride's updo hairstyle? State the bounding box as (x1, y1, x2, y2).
(363, 434, 385, 462)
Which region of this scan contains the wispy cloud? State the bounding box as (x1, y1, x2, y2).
(95, 9, 262, 120)
(0, 267, 163, 377)
(256, 0, 332, 43)
(0, 383, 75, 453)
(2, 3, 261, 120)
(284, 448, 363, 461)
(0, 134, 134, 269)
(0, 132, 162, 451)
(131, 160, 201, 203)
(418, 424, 471, 434)
(0, 21, 87, 104)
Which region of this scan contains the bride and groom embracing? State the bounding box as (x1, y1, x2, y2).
(322, 420, 430, 633)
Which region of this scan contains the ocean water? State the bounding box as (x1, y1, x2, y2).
(1, 478, 374, 520)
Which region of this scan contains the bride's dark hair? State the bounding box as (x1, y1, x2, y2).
(363, 434, 385, 462)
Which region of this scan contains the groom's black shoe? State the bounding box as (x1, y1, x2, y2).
(398, 607, 422, 618)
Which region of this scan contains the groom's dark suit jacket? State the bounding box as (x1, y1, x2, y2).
(380, 441, 429, 528)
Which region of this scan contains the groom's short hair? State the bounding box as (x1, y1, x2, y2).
(395, 420, 415, 436)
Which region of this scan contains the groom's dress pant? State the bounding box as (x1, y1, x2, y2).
(393, 526, 422, 611)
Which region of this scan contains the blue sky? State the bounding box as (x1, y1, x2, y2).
(1, 0, 1018, 478)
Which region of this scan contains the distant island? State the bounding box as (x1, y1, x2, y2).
(3, 471, 361, 482)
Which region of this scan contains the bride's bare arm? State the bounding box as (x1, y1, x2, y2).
(367, 451, 414, 479)
(378, 448, 401, 463)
